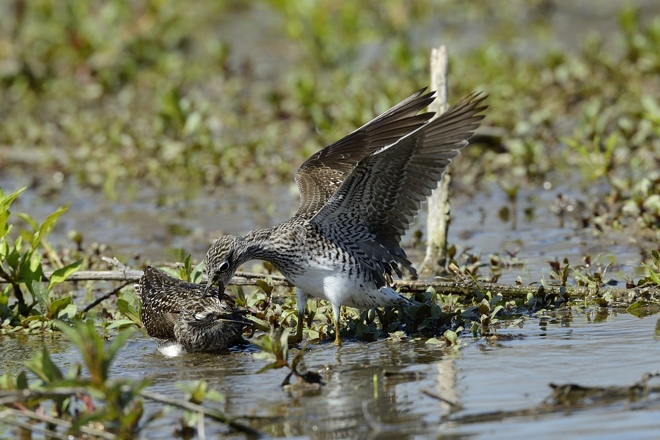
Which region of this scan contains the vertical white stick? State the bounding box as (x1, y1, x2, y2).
(419, 46, 450, 276)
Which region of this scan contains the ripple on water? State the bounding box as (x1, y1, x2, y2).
(2, 310, 660, 438)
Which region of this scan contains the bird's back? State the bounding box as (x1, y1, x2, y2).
(137, 266, 247, 352)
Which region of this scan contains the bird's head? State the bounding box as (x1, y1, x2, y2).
(204, 235, 243, 298)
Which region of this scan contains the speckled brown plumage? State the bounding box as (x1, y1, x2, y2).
(204, 89, 487, 344)
(137, 266, 248, 353)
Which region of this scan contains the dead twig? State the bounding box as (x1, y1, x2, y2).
(3, 269, 657, 305)
(0, 407, 116, 440)
(421, 388, 460, 408)
(82, 281, 132, 313)
(140, 390, 261, 438)
(62, 270, 660, 301)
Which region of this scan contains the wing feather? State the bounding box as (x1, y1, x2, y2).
(310, 92, 487, 286)
(294, 88, 436, 218)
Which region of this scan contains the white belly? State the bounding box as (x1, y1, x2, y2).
(288, 265, 408, 310)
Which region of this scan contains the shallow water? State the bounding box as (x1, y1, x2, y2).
(3, 169, 657, 438)
(2, 309, 659, 438)
(2, 2, 660, 437)
(1, 166, 650, 286)
(115, 310, 660, 438)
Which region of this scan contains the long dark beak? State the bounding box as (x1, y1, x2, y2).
(203, 278, 223, 298)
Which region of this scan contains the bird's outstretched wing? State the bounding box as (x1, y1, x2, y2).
(310, 92, 487, 286)
(294, 88, 436, 218)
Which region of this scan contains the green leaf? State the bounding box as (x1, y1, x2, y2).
(31, 203, 70, 251)
(116, 299, 141, 325)
(205, 388, 224, 402)
(5, 240, 21, 271)
(48, 296, 72, 318)
(425, 337, 444, 345)
(627, 301, 660, 318)
(256, 279, 274, 295)
(0, 187, 26, 238)
(106, 319, 138, 330)
(191, 260, 205, 284)
(490, 305, 504, 319)
(57, 303, 78, 320)
(16, 212, 39, 232)
(178, 254, 192, 281)
(443, 329, 459, 346)
(30, 280, 50, 315)
(642, 263, 660, 286)
(627, 301, 644, 317)
(22, 315, 48, 325)
(24, 347, 64, 384)
(0, 239, 8, 260)
(17, 371, 28, 390)
(20, 251, 44, 287)
(0, 372, 17, 390)
(189, 380, 208, 404)
(55, 320, 105, 384)
(48, 260, 82, 290)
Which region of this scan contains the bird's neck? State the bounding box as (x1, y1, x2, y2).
(240, 223, 303, 270)
(241, 227, 281, 262)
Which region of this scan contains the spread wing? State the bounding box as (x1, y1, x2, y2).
(294, 88, 436, 218)
(310, 92, 487, 286)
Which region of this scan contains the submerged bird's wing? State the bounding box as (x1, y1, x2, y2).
(139, 267, 181, 312)
(310, 92, 487, 286)
(294, 88, 436, 218)
(141, 266, 183, 293)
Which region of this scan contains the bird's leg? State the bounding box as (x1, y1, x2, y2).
(332, 304, 342, 346)
(333, 320, 342, 345)
(289, 288, 307, 344)
(375, 308, 386, 333)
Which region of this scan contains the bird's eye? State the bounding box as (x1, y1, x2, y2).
(219, 261, 230, 272)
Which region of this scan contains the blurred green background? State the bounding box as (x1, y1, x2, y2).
(0, 0, 658, 228)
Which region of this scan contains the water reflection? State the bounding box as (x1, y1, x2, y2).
(2, 310, 659, 437)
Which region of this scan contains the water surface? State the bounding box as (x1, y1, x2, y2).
(3, 308, 658, 438)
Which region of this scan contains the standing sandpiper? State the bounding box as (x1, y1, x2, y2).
(204, 88, 487, 344)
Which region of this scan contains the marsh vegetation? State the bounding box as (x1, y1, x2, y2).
(1, 1, 659, 438)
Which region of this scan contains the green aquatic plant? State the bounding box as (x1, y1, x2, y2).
(0, 318, 259, 437)
(0, 320, 150, 438)
(174, 380, 224, 437)
(0, 187, 81, 324)
(253, 326, 324, 387)
(641, 250, 660, 287)
(177, 254, 204, 284)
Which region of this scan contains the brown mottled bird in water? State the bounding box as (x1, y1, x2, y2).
(204, 88, 487, 345)
(137, 266, 248, 355)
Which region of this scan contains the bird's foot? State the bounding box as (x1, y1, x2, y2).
(287, 331, 303, 346)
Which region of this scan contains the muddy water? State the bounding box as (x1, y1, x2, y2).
(2, 309, 659, 438)
(2, 167, 650, 284)
(2, 4, 659, 436)
(2, 2, 660, 438)
(2, 164, 657, 438)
